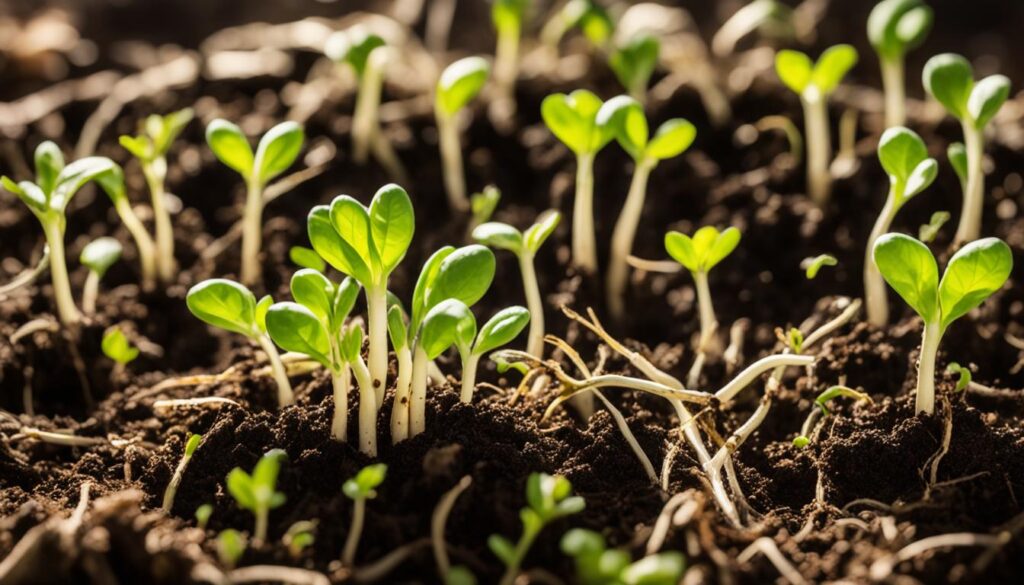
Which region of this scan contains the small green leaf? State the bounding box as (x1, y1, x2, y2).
(947, 143, 968, 188)
(309, 205, 372, 285)
(183, 434, 202, 457)
(226, 468, 257, 511)
(474, 306, 530, 355)
(420, 299, 474, 359)
(266, 302, 333, 367)
(436, 56, 490, 117)
(425, 245, 496, 310)
(793, 436, 811, 448)
(290, 269, 335, 326)
(217, 529, 247, 568)
(470, 185, 501, 225)
(206, 119, 254, 176)
(609, 34, 660, 98)
(119, 135, 153, 161)
(541, 90, 614, 155)
(488, 534, 517, 566)
(923, 53, 973, 120)
(253, 449, 287, 507)
(967, 74, 1011, 129)
(289, 246, 326, 272)
(878, 126, 929, 183)
(919, 211, 951, 243)
(872, 233, 939, 323)
(325, 26, 386, 77)
(596, 95, 647, 160)
(937, 237, 1012, 331)
(810, 44, 858, 95)
(868, 0, 932, 60)
(665, 226, 741, 274)
(2, 178, 47, 214)
(333, 277, 361, 326)
(646, 118, 697, 161)
(524, 210, 561, 254)
(411, 246, 455, 335)
(255, 295, 273, 334)
(368, 183, 415, 275)
(560, 528, 605, 557)
(34, 141, 65, 195)
(802, 254, 837, 279)
(620, 552, 686, 585)
(51, 157, 118, 213)
(80, 237, 122, 277)
(343, 463, 387, 499)
(946, 362, 972, 392)
(774, 49, 813, 94)
(388, 304, 409, 350)
(195, 504, 213, 528)
(186, 279, 259, 338)
(101, 327, 139, 365)
(340, 323, 364, 363)
(472, 222, 523, 254)
(147, 108, 194, 156)
(492, 0, 528, 33)
(254, 121, 304, 185)
(445, 566, 478, 585)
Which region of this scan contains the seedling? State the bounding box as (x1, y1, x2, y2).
(793, 385, 872, 447)
(873, 233, 1011, 414)
(540, 0, 613, 52)
(473, 211, 559, 357)
(283, 520, 316, 559)
(609, 34, 660, 101)
(868, 0, 933, 126)
(195, 504, 213, 529)
(289, 245, 326, 272)
(489, 473, 585, 585)
(596, 96, 696, 319)
(92, 163, 157, 290)
(308, 184, 414, 398)
(186, 279, 294, 407)
(162, 433, 202, 513)
(266, 273, 359, 443)
(919, 211, 951, 243)
(923, 53, 1011, 244)
(226, 448, 288, 544)
(342, 463, 387, 566)
(946, 362, 971, 392)
(865, 127, 938, 326)
(206, 119, 305, 285)
(774, 45, 858, 205)
(435, 57, 490, 211)
(217, 529, 247, 568)
(339, 323, 379, 455)
(541, 90, 615, 274)
(101, 327, 139, 375)
(491, 0, 527, 113)
(1, 142, 119, 326)
(467, 185, 501, 236)
(561, 528, 685, 585)
(80, 237, 122, 315)
(119, 108, 194, 282)
(802, 254, 837, 279)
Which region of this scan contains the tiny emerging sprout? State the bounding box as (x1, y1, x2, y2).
(436, 57, 490, 211)
(868, 0, 933, 127)
(342, 463, 387, 567)
(282, 520, 317, 559)
(919, 211, 951, 243)
(119, 108, 194, 283)
(467, 185, 501, 236)
(946, 362, 971, 392)
(541, 90, 615, 274)
(491, 0, 528, 117)
(1, 143, 119, 326)
(873, 233, 1011, 414)
(217, 529, 247, 569)
(80, 237, 122, 315)
(923, 53, 1011, 244)
(101, 327, 139, 375)
(793, 385, 873, 447)
(206, 119, 305, 285)
(489, 473, 585, 585)
(865, 127, 938, 326)
(226, 448, 287, 545)
(596, 96, 696, 320)
(609, 34, 660, 102)
(774, 45, 859, 205)
(162, 433, 202, 514)
(802, 254, 837, 279)
(195, 503, 213, 530)
(540, 0, 613, 52)
(473, 210, 560, 357)
(561, 528, 686, 585)
(186, 279, 295, 407)
(289, 245, 326, 272)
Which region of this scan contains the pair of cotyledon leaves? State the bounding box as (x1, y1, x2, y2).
(664, 226, 741, 275)
(775, 44, 859, 98)
(81, 237, 123, 277)
(877, 126, 938, 205)
(923, 53, 1011, 130)
(206, 119, 305, 187)
(2, 141, 120, 218)
(436, 57, 490, 117)
(473, 209, 561, 258)
(867, 0, 932, 61)
(227, 449, 287, 514)
(264, 272, 362, 370)
(119, 108, 194, 163)
(343, 463, 387, 500)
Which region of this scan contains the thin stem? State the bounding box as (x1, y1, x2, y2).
(954, 123, 985, 245)
(331, 366, 350, 442)
(257, 334, 295, 407)
(161, 446, 195, 513)
(410, 345, 429, 437)
(607, 158, 655, 321)
(693, 270, 716, 349)
(802, 90, 832, 206)
(715, 354, 815, 403)
(519, 252, 545, 358)
(113, 198, 157, 291)
(240, 179, 263, 286)
(492, 24, 521, 119)
(498, 527, 539, 585)
(82, 271, 99, 315)
(460, 353, 480, 403)
(351, 355, 377, 457)
(391, 344, 413, 443)
(42, 218, 79, 326)
(915, 320, 942, 415)
(572, 152, 598, 274)
(366, 285, 389, 405)
(437, 111, 468, 211)
(352, 53, 385, 165)
(342, 498, 366, 566)
(865, 189, 898, 326)
(143, 160, 176, 283)
(432, 475, 472, 579)
(254, 508, 268, 545)
(880, 57, 906, 128)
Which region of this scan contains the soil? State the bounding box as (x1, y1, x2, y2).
(2, 0, 1024, 583)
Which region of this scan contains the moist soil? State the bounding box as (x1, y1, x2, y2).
(2, 1, 1024, 583)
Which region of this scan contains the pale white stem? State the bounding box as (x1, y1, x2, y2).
(915, 320, 942, 415)
(351, 355, 377, 457)
(432, 475, 472, 580)
(593, 390, 658, 484)
(17, 427, 107, 447)
(410, 346, 429, 437)
(144, 161, 176, 283)
(437, 111, 468, 212)
(427, 359, 445, 385)
(870, 532, 1001, 581)
(113, 198, 157, 290)
(571, 375, 710, 404)
(802, 89, 832, 206)
(880, 58, 906, 129)
(572, 152, 598, 274)
(240, 180, 263, 286)
(715, 354, 814, 403)
(82, 271, 100, 315)
(425, 0, 456, 53)
(865, 191, 898, 326)
(161, 445, 196, 513)
(391, 345, 413, 443)
(366, 285, 389, 405)
(738, 537, 808, 585)
(607, 158, 655, 320)
(352, 50, 386, 165)
(519, 252, 545, 358)
(229, 566, 330, 585)
(492, 24, 520, 118)
(686, 350, 707, 390)
(331, 366, 350, 442)
(342, 498, 366, 567)
(459, 353, 480, 403)
(370, 127, 407, 183)
(711, 0, 778, 57)
(803, 298, 862, 349)
(42, 219, 79, 327)
(257, 334, 295, 407)
(954, 124, 985, 245)
(153, 397, 240, 410)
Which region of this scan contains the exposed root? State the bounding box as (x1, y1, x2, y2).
(869, 532, 1003, 581)
(9, 318, 58, 345)
(431, 475, 472, 579)
(922, 397, 954, 500)
(737, 537, 807, 585)
(0, 246, 48, 299)
(228, 565, 330, 585)
(152, 397, 242, 411)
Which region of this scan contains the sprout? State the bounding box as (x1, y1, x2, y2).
(119, 108, 194, 283)
(80, 237, 122, 315)
(923, 54, 1011, 244)
(217, 529, 247, 568)
(283, 520, 317, 559)
(92, 163, 158, 290)
(596, 96, 696, 319)
(186, 279, 294, 407)
(540, 0, 613, 51)
(541, 90, 615, 274)
(946, 362, 971, 392)
(793, 385, 873, 447)
(609, 34, 660, 101)
(339, 323, 379, 456)
(868, 0, 932, 127)
(802, 254, 837, 279)
(467, 185, 501, 236)
(435, 57, 490, 211)
(948, 142, 968, 192)
(919, 211, 951, 243)
(865, 127, 938, 326)
(195, 504, 213, 529)
(489, 473, 585, 585)
(664, 226, 741, 351)
(342, 463, 387, 567)
(873, 233, 1011, 414)
(774, 45, 858, 205)
(289, 245, 326, 272)
(265, 273, 359, 443)
(1, 143, 119, 326)
(162, 433, 202, 513)
(308, 184, 414, 400)
(491, 0, 527, 115)
(206, 119, 305, 285)
(561, 528, 686, 585)
(473, 211, 560, 357)
(226, 448, 287, 544)
(101, 327, 139, 373)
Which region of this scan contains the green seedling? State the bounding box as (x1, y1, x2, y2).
(195, 504, 213, 530)
(206, 119, 305, 285)
(946, 362, 971, 392)
(793, 385, 872, 447)
(492, 0, 528, 114)
(289, 245, 326, 272)
(609, 34, 660, 101)
(774, 45, 858, 205)
(561, 528, 686, 585)
(226, 448, 287, 544)
(541, 90, 615, 274)
(266, 273, 360, 444)
(473, 211, 560, 357)
(948, 142, 968, 192)
(665, 226, 741, 352)
(868, 0, 932, 127)
(101, 327, 139, 374)
(186, 279, 294, 407)
(919, 211, 951, 243)
(1, 143, 119, 326)
(308, 184, 414, 401)
(802, 254, 837, 279)
(489, 473, 585, 585)
(339, 323, 379, 455)
(445, 566, 478, 585)
(865, 127, 938, 326)
(162, 433, 202, 514)
(468, 185, 501, 237)
(80, 237, 122, 315)
(90, 163, 157, 290)
(923, 53, 1011, 244)
(283, 520, 317, 559)
(120, 108, 194, 283)
(540, 0, 613, 51)
(596, 96, 696, 319)
(217, 529, 247, 569)
(436, 56, 490, 211)
(873, 233, 1011, 414)
(342, 463, 387, 567)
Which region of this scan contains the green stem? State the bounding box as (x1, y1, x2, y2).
(437, 111, 468, 211)
(257, 334, 294, 407)
(366, 285, 389, 406)
(954, 124, 985, 245)
(519, 252, 544, 358)
(241, 179, 263, 286)
(801, 90, 832, 206)
(572, 152, 597, 274)
(144, 160, 176, 283)
(42, 218, 79, 327)
(460, 352, 480, 403)
(915, 320, 942, 415)
(254, 507, 268, 545)
(161, 449, 194, 513)
(498, 527, 539, 585)
(607, 158, 655, 320)
(113, 198, 157, 291)
(880, 57, 906, 128)
(342, 498, 366, 566)
(865, 188, 899, 327)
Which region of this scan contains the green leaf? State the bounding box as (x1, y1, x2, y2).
(253, 449, 287, 506)
(34, 141, 65, 195)
(810, 44, 858, 95)
(147, 108, 194, 156)
(878, 126, 929, 183)
(333, 277, 361, 326)
(254, 121, 304, 185)
(340, 323, 364, 363)
(445, 566, 478, 585)
(388, 304, 409, 350)
(80, 237, 122, 277)
(119, 135, 153, 161)
(488, 534, 517, 566)
(51, 157, 118, 213)
(802, 254, 837, 279)
(774, 49, 813, 94)
(101, 327, 139, 365)
(425, 245, 496, 310)
(937, 237, 1012, 331)
(665, 226, 741, 274)
(646, 118, 696, 161)
(226, 468, 257, 511)
(195, 504, 213, 527)
(217, 529, 247, 567)
(411, 246, 455, 335)
(524, 210, 561, 254)
(309, 205, 372, 285)
(368, 183, 415, 275)
(596, 95, 647, 160)
(609, 34, 660, 98)
(472, 222, 523, 254)
(186, 279, 259, 338)
(470, 185, 501, 225)
(436, 56, 490, 117)
(947, 143, 968, 188)
(206, 119, 254, 176)
(946, 362, 972, 392)
(872, 233, 939, 323)
(266, 302, 333, 367)
(923, 53, 973, 120)
(474, 306, 530, 355)
(255, 295, 272, 334)
(541, 90, 614, 155)
(560, 528, 605, 557)
(289, 246, 326, 272)
(93, 164, 129, 207)
(420, 299, 474, 359)
(919, 211, 951, 243)
(868, 0, 933, 60)
(325, 27, 386, 77)
(343, 463, 387, 499)
(967, 74, 1011, 129)
(2, 178, 46, 215)
(492, 0, 528, 33)
(184, 433, 202, 457)
(290, 269, 335, 325)
(620, 552, 686, 585)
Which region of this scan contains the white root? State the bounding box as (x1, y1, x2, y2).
(152, 397, 242, 411)
(228, 565, 330, 585)
(737, 537, 808, 585)
(869, 532, 1003, 581)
